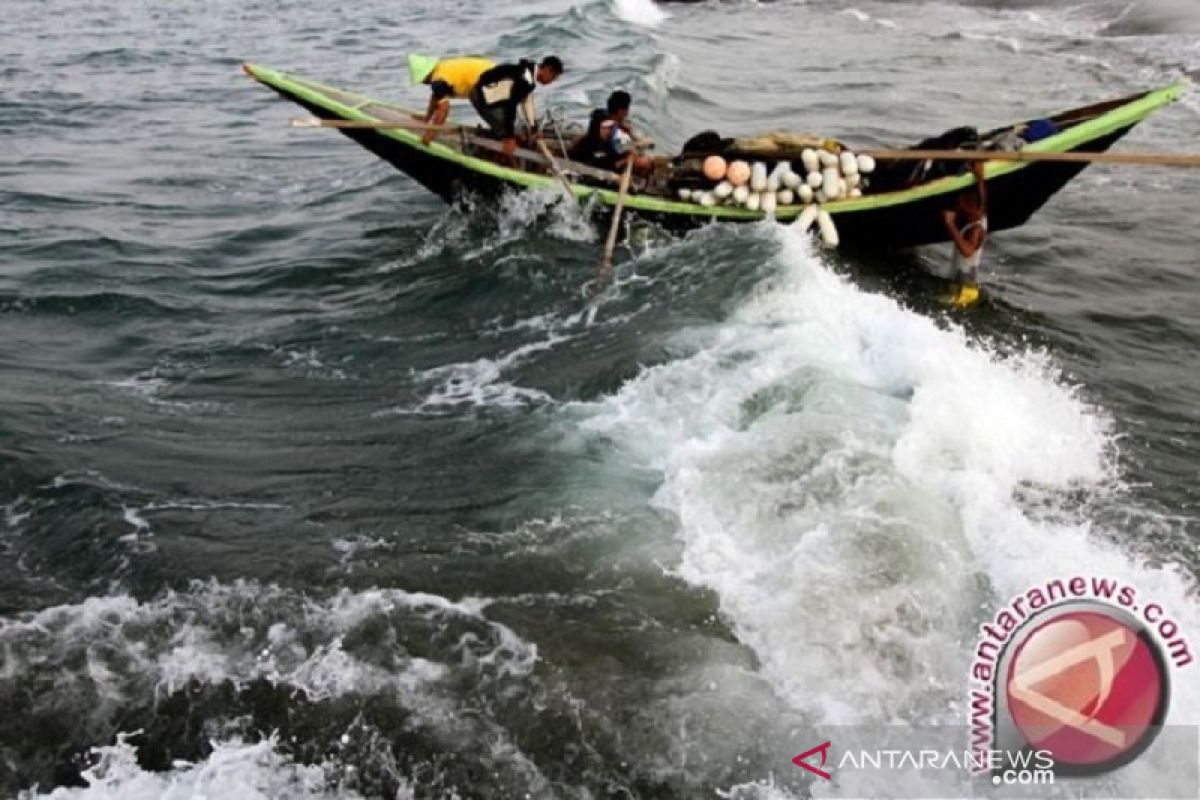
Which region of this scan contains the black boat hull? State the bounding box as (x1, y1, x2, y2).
(246, 64, 1182, 248)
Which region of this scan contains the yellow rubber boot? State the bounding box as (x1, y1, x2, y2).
(944, 282, 981, 308)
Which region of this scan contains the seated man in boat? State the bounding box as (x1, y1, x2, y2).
(408, 54, 496, 146)
(568, 90, 653, 177)
(468, 56, 564, 158)
(941, 161, 988, 307)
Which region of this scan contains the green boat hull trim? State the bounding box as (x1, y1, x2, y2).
(243, 63, 1186, 247)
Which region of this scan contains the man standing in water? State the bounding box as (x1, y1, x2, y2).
(468, 56, 564, 157)
(942, 161, 988, 307)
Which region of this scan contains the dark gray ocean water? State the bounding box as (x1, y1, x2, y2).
(2, 0, 1199, 797)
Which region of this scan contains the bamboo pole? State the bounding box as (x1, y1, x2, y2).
(596, 158, 636, 292)
(288, 116, 620, 185)
(861, 148, 1200, 168)
(289, 116, 455, 132)
(291, 120, 1200, 168)
(536, 138, 579, 201)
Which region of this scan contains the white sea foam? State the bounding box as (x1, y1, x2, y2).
(580, 225, 1200, 790)
(485, 187, 596, 254)
(104, 372, 224, 413)
(21, 732, 373, 800)
(0, 580, 531, 708)
(410, 332, 570, 412)
(613, 0, 668, 29)
(417, 356, 555, 410)
(4, 495, 32, 529)
(843, 7, 899, 30)
(330, 534, 393, 570)
(645, 50, 682, 99)
(103, 495, 285, 546)
(4, 580, 551, 795)
(373, 188, 596, 275)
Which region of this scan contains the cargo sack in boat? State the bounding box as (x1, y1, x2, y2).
(915, 126, 981, 152)
(1021, 118, 1059, 143)
(678, 130, 735, 157)
(730, 131, 837, 155)
(869, 125, 981, 192)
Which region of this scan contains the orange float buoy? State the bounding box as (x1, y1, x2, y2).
(726, 160, 751, 186)
(703, 155, 728, 181)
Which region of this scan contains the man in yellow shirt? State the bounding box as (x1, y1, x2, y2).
(408, 54, 496, 145)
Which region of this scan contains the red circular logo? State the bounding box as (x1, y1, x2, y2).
(1004, 608, 1168, 773)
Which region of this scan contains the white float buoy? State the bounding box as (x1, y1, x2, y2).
(766, 162, 790, 192)
(733, 184, 750, 204)
(776, 189, 794, 206)
(798, 184, 814, 204)
(782, 170, 801, 189)
(817, 209, 839, 247)
(714, 180, 734, 199)
(678, 188, 692, 201)
(750, 162, 768, 193)
(822, 167, 841, 200)
(838, 177, 848, 198)
(801, 148, 819, 174)
(806, 171, 823, 188)
(795, 204, 819, 233)
(746, 192, 762, 211)
(840, 151, 859, 177)
(846, 173, 861, 190)
(849, 188, 863, 198)
(698, 191, 717, 207)
(761, 191, 777, 214)
(818, 149, 839, 168)
(857, 154, 876, 174)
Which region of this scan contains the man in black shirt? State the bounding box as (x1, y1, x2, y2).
(569, 90, 652, 176)
(468, 56, 564, 157)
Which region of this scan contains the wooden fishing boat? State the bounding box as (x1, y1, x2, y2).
(243, 63, 1185, 247)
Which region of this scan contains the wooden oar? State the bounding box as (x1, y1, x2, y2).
(594, 158, 636, 294)
(861, 148, 1200, 168)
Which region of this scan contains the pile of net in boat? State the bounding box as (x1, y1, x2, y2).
(670, 132, 876, 246)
